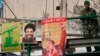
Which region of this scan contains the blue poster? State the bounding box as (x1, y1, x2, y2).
(0, 0, 2, 17)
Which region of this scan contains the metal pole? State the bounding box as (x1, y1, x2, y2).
(66, 0, 67, 17)
(30, 15, 100, 22)
(2, 0, 17, 19)
(60, 0, 63, 17)
(45, 0, 48, 18)
(53, 0, 54, 17)
(27, 43, 30, 56)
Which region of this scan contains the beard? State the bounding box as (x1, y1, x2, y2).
(86, 7, 90, 11)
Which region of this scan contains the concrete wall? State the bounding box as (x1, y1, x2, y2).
(3, 0, 66, 19)
(2, 0, 100, 34)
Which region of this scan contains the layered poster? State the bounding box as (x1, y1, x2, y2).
(22, 22, 42, 56)
(41, 17, 67, 56)
(22, 23, 36, 49)
(2, 22, 21, 52)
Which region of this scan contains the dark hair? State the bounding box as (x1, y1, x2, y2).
(84, 1, 90, 5)
(24, 23, 36, 32)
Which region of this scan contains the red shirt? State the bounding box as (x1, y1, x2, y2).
(43, 30, 66, 56)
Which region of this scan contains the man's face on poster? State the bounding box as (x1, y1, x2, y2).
(25, 28, 34, 38)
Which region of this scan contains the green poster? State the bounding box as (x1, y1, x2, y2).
(2, 22, 21, 52)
